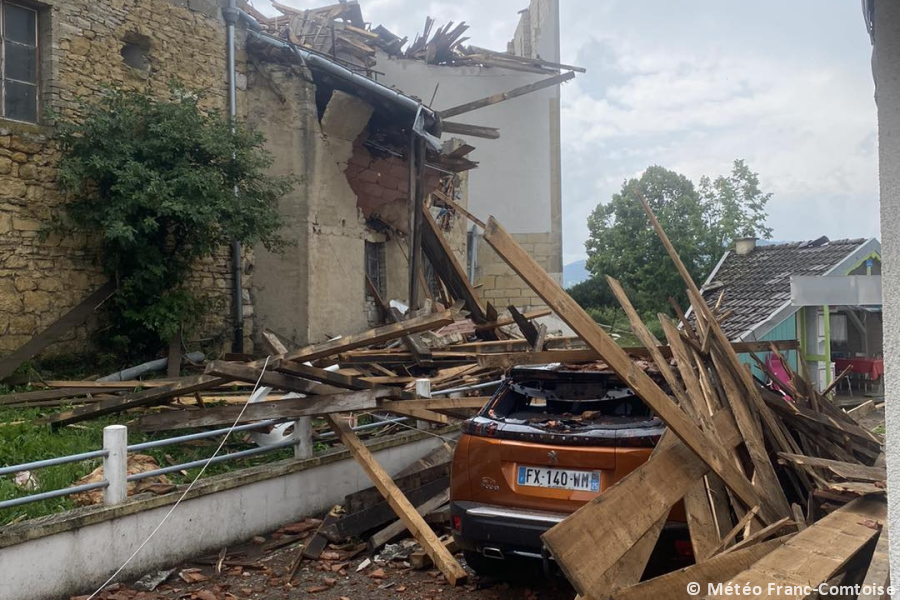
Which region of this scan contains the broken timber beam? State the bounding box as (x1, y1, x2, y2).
(325, 415, 467, 585)
(474, 340, 800, 369)
(542, 408, 744, 596)
(41, 374, 222, 427)
(482, 216, 766, 521)
(438, 71, 575, 119)
(281, 308, 457, 364)
(604, 538, 786, 600)
(0, 282, 115, 381)
(706, 496, 885, 600)
(135, 388, 393, 432)
(440, 121, 499, 139)
(639, 198, 793, 520)
(206, 360, 345, 395)
(420, 206, 489, 324)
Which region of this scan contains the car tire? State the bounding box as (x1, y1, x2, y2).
(463, 550, 508, 575)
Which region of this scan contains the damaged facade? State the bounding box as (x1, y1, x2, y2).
(0, 0, 573, 359)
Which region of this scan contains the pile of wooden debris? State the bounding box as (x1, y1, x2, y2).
(246, 0, 585, 76)
(3, 200, 887, 595)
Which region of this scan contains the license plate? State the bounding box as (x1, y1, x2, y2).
(516, 465, 601, 492)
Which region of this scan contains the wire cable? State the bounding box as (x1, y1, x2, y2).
(86, 357, 271, 600)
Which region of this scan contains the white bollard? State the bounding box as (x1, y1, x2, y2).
(415, 378, 431, 431)
(103, 425, 128, 506)
(293, 417, 313, 460)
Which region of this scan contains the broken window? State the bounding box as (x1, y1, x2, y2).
(1, 1, 39, 123)
(121, 32, 151, 72)
(365, 241, 386, 299)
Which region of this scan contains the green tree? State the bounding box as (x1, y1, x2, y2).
(585, 166, 708, 314)
(583, 161, 772, 315)
(55, 86, 294, 357)
(699, 159, 774, 255)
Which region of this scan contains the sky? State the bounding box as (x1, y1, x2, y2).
(251, 0, 879, 266)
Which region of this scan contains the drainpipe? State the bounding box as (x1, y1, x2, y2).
(223, 0, 243, 353)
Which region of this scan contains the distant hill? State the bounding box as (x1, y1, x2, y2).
(564, 259, 589, 288)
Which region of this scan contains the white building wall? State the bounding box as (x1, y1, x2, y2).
(873, 0, 900, 580)
(375, 56, 555, 233)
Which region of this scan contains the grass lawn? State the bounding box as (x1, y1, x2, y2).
(0, 401, 307, 526)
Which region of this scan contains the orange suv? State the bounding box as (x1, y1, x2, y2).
(450, 365, 688, 574)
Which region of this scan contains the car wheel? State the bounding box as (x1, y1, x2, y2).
(463, 550, 508, 575)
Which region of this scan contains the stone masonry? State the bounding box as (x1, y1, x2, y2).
(0, 0, 255, 357)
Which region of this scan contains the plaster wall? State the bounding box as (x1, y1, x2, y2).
(376, 54, 555, 234)
(873, 0, 900, 578)
(249, 71, 374, 346)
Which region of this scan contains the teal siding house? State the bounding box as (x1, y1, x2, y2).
(693, 236, 882, 392)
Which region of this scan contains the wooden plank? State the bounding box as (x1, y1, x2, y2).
(41, 374, 223, 426)
(709, 346, 793, 520)
(605, 538, 786, 600)
(282, 308, 457, 364)
(261, 330, 290, 355)
(705, 506, 761, 559)
(420, 207, 487, 323)
(608, 278, 720, 560)
(707, 497, 885, 600)
(0, 282, 115, 380)
(379, 404, 452, 424)
(206, 360, 344, 395)
(367, 489, 449, 552)
(848, 399, 877, 419)
(857, 524, 890, 600)
(167, 332, 182, 379)
(438, 71, 574, 119)
(475, 340, 800, 370)
(542, 421, 741, 597)
(379, 397, 488, 411)
(344, 462, 450, 514)
(777, 453, 886, 482)
(276, 360, 378, 391)
(482, 216, 764, 520)
(640, 197, 797, 518)
(508, 306, 540, 347)
(720, 516, 796, 555)
(441, 121, 500, 139)
(135, 388, 391, 432)
(324, 415, 467, 585)
(0, 386, 132, 406)
(473, 309, 551, 332)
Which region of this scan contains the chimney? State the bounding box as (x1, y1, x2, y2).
(734, 236, 758, 255)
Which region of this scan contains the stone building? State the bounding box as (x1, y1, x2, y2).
(0, 0, 572, 363)
(0, 0, 239, 357)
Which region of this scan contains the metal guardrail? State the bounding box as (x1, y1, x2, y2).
(0, 413, 412, 511)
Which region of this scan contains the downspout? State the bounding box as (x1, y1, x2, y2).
(223, 0, 243, 353)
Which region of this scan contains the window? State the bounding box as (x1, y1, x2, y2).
(1, 1, 38, 123)
(365, 241, 386, 298)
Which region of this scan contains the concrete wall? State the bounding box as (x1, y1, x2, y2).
(0, 430, 446, 600)
(873, 0, 900, 578)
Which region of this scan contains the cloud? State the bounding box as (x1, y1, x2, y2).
(557, 2, 877, 263)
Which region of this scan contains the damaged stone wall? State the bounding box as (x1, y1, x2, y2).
(0, 0, 256, 357)
(249, 72, 376, 347)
